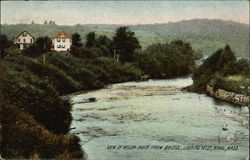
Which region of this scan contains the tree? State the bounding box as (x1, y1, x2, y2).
(0, 34, 13, 59)
(191, 45, 237, 92)
(139, 40, 195, 78)
(72, 33, 83, 47)
(85, 32, 96, 48)
(49, 20, 53, 25)
(23, 36, 52, 56)
(96, 35, 111, 46)
(36, 36, 52, 51)
(112, 26, 141, 62)
(218, 45, 236, 68)
(96, 35, 112, 57)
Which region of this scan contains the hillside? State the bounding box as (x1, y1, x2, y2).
(1, 19, 249, 57)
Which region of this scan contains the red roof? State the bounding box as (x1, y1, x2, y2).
(53, 31, 72, 39)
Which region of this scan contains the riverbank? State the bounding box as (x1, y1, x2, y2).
(206, 84, 249, 106)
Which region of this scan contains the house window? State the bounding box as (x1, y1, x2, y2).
(22, 33, 27, 37)
(30, 39, 33, 43)
(62, 45, 65, 48)
(62, 39, 65, 42)
(18, 39, 20, 42)
(57, 39, 61, 42)
(57, 45, 61, 48)
(23, 39, 26, 42)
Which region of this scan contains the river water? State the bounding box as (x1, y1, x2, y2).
(70, 77, 249, 160)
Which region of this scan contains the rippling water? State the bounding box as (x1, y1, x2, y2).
(70, 77, 249, 160)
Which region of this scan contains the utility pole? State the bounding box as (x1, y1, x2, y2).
(116, 54, 119, 62)
(43, 54, 46, 64)
(113, 49, 120, 62)
(113, 49, 116, 59)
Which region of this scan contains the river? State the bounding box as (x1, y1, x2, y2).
(70, 77, 249, 160)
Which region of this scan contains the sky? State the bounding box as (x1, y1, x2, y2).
(1, 1, 249, 25)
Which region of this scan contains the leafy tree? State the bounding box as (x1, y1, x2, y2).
(36, 36, 52, 51)
(49, 20, 53, 25)
(85, 32, 96, 48)
(96, 35, 111, 46)
(0, 34, 13, 58)
(43, 20, 48, 25)
(70, 46, 98, 59)
(222, 58, 250, 76)
(71, 33, 112, 58)
(96, 35, 112, 57)
(23, 36, 51, 56)
(217, 45, 236, 69)
(194, 49, 203, 60)
(72, 33, 83, 47)
(191, 45, 238, 92)
(139, 40, 195, 78)
(112, 27, 141, 62)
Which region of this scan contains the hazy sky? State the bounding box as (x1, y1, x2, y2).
(1, 1, 249, 25)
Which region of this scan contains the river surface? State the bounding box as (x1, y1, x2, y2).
(70, 77, 249, 160)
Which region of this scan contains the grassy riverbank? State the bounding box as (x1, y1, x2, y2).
(0, 53, 142, 159)
(0, 56, 84, 159)
(189, 45, 249, 100)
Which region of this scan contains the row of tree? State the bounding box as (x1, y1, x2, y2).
(30, 20, 56, 25)
(0, 26, 198, 79)
(190, 45, 249, 92)
(70, 26, 141, 63)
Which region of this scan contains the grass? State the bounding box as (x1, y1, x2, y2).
(210, 75, 250, 94)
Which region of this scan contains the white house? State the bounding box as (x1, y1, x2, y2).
(52, 31, 72, 52)
(15, 31, 35, 50)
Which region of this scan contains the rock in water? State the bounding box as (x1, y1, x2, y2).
(222, 127, 228, 131)
(89, 97, 97, 102)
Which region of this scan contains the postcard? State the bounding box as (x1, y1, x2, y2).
(0, 1, 249, 160)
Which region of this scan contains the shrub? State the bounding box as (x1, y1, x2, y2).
(191, 45, 248, 93)
(0, 60, 72, 134)
(211, 75, 250, 94)
(3, 56, 80, 94)
(0, 101, 84, 159)
(139, 40, 195, 78)
(0, 56, 84, 159)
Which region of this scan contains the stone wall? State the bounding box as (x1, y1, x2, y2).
(206, 84, 249, 106)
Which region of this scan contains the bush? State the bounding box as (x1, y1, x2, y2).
(91, 57, 141, 83)
(0, 101, 84, 159)
(0, 56, 84, 159)
(0, 60, 72, 134)
(22, 43, 45, 57)
(71, 46, 98, 59)
(211, 75, 250, 94)
(46, 53, 104, 89)
(47, 54, 141, 87)
(22, 36, 52, 57)
(138, 40, 195, 78)
(191, 45, 248, 93)
(3, 56, 80, 94)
